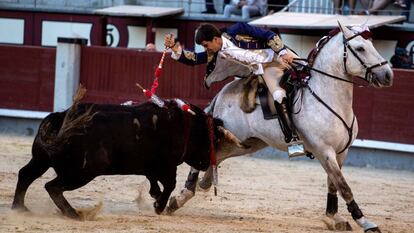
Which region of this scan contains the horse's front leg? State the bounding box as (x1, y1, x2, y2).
(166, 167, 199, 214)
(317, 148, 381, 233)
(323, 150, 353, 231)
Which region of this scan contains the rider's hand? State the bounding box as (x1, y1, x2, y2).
(280, 51, 294, 64)
(164, 33, 176, 48)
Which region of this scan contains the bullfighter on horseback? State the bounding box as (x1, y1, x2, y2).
(164, 22, 305, 157)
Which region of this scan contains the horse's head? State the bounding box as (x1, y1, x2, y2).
(338, 22, 393, 88)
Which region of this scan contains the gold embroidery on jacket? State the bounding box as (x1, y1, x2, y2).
(183, 50, 196, 61)
(207, 52, 215, 63)
(235, 34, 256, 42)
(222, 32, 231, 40)
(267, 35, 284, 52)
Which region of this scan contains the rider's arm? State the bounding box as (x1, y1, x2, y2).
(226, 22, 286, 53)
(171, 46, 209, 66)
(165, 34, 208, 66)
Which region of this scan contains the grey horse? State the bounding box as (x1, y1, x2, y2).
(168, 22, 393, 233)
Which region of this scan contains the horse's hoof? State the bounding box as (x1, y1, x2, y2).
(198, 178, 212, 191)
(335, 221, 352, 231)
(166, 197, 179, 215)
(322, 215, 352, 231)
(365, 227, 382, 233)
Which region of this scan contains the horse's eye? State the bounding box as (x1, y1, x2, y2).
(356, 47, 365, 52)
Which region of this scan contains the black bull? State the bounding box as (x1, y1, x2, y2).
(12, 100, 237, 219)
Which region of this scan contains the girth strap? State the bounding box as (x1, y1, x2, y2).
(306, 85, 355, 154)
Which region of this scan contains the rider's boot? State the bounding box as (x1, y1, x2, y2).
(274, 98, 305, 157)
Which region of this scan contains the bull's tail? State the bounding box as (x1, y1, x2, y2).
(39, 85, 95, 154)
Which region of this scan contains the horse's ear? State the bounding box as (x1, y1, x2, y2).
(337, 21, 353, 39)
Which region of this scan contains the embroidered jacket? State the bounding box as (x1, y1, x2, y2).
(172, 22, 285, 76)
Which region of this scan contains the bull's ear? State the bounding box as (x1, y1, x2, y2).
(338, 21, 353, 39)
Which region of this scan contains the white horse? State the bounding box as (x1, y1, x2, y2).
(167, 22, 393, 233)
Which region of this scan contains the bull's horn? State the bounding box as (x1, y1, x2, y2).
(217, 126, 245, 148)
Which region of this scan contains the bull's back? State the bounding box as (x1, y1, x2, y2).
(65, 106, 182, 175)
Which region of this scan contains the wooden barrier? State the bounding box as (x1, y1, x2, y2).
(354, 69, 414, 145)
(80, 46, 224, 107)
(0, 45, 55, 111)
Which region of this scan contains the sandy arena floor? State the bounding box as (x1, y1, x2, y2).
(0, 135, 413, 233)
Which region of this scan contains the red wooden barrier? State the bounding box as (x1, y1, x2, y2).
(0, 45, 55, 111)
(80, 46, 224, 107)
(354, 69, 414, 145)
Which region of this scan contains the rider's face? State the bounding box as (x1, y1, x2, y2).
(201, 37, 222, 53)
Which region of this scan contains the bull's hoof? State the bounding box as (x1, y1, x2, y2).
(153, 202, 164, 215)
(76, 202, 103, 221)
(198, 178, 212, 191)
(166, 196, 179, 215)
(365, 227, 382, 233)
(11, 204, 30, 212)
(63, 210, 81, 220)
(150, 193, 161, 200)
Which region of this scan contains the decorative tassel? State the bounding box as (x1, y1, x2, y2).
(174, 98, 196, 115)
(120, 100, 139, 106)
(136, 83, 164, 107)
(212, 165, 218, 196)
(154, 67, 162, 78)
(151, 50, 167, 94)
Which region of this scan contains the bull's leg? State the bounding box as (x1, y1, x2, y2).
(147, 176, 161, 199)
(12, 154, 50, 211)
(317, 148, 381, 233)
(324, 150, 352, 231)
(166, 167, 199, 214)
(154, 168, 177, 215)
(45, 175, 93, 219)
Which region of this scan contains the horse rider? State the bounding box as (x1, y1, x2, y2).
(164, 22, 305, 156)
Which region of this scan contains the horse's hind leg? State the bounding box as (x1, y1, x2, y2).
(166, 167, 199, 214)
(45, 175, 94, 219)
(198, 165, 213, 190)
(12, 149, 50, 211)
(317, 148, 381, 233)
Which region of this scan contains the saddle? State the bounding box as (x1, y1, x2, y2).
(239, 66, 310, 119)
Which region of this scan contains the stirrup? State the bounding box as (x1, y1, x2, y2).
(288, 140, 305, 158)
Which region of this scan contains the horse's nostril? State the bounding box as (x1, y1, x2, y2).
(386, 71, 393, 81)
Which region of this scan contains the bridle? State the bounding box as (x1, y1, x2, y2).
(342, 30, 388, 84)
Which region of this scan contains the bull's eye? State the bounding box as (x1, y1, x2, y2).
(356, 47, 365, 52)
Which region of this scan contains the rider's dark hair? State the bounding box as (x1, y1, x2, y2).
(195, 23, 221, 45)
